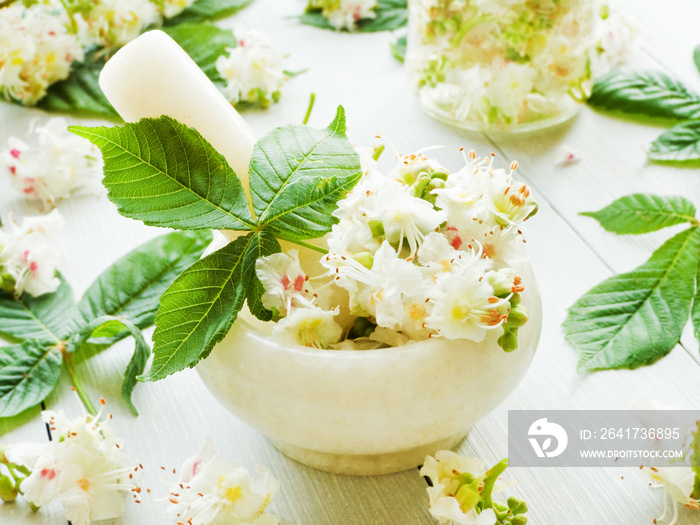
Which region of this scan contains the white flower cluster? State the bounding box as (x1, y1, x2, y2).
(0, 3, 83, 105)
(0, 117, 103, 209)
(4, 406, 140, 525)
(591, 2, 640, 77)
(215, 28, 287, 109)
(308, 0, 378, 31)
(160, 0, 197, 19)
(0, 210, 63, 298)
(420, 450, 520, 525)
(256, 150, 536, 350)
(167, 439, 279, 525)
(409, 0, 595, 128)
(74, 0, 160, 52)
(0, 0, 194, 105)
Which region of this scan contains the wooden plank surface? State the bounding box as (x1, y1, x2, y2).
(1, 1, 699, 524)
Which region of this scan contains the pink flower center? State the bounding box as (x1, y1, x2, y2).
(293, 274, 305, 292)
(40, 468, 56, 480)
(191, 459, 201, 478)
(10, 149, 21, 159)
(446, 226, 463, 249)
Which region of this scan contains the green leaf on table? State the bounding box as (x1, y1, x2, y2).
(0, 341, 62, 418)
(144, 234, 253, 381)
(65, 230, 213, 340)
(391, 35, 407, 62)
(363, 0, 408, 32)
(37, 57, 120, 120)
(564, 227, 700, 372)
(242, 231, 281, 321)
(0, 274, 75, 343)
(249, 106, 362, 240)
(649, 120, 700, 163)
(580, 194, 697, 235)
(301, 0, 407, 32)
(162, 23, 237, 86)
(164, 0, 253, 25)
(70, 117, 254, 231)
(587, 69, 700, 121)
(66, 315, 151, 415)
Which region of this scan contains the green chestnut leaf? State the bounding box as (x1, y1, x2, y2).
(588, 69, 700, 121)
(71, 117, 255, 231)
(249, 106, 362, 240)
(649, 120, 700, 163)
(0, 341, 63, 418)
(143, 234, 253, 381)
(580, 194, 697, 235)
(564, 227, 700, 372)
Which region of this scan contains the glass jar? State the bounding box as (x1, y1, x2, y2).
(406, 0, 595, 132)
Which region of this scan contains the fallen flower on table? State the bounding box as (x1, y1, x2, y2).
(644, 466, 699, 525)
(166, 438, 279, 525)
(420, 451, 528, 525)
(2, 402, 141, 525)
(0, 209, 63, 298)
(1, 117, 104, 210)
(555, 144, 581, 166)
(307, 0, 377, 31)
(641, 420, 700, 525)
(0, 3, 83, 105)
(302, 0, 407, 33)
(590, 1, 640, 77)
(159, 0, 198, 19)
(215, 27, 287, 110)
(74, 0, 160, 52)
(0, 0, 254, 116)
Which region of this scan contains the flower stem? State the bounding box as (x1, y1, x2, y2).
(62, 351, 97, 417)
(278, 236, 327, 254)
(58, 0, 78, 34)
(302, 92, 316, 125)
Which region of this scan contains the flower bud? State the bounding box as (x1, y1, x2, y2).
(454, 483, 480, 512)
(368, 219, 384, 238)
(412, 177, 431, 199)
(497, 328, 519, 352)
(431, 168, 449, 181)
(508, 496, 528, 514)
(512, 515, 528, 525)
(352, 316, 376, 338)
(354, 252, 374, 270)
(0, 474, 17, 503)
(427, 178, 445, 192)
(0, 273, 15, 294)
(488, 268, 518, 297)
(506, 305, 529, 328)
(401, 171, 416, 186)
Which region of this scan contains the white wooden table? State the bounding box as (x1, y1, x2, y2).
(1, 1, 699, 523)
